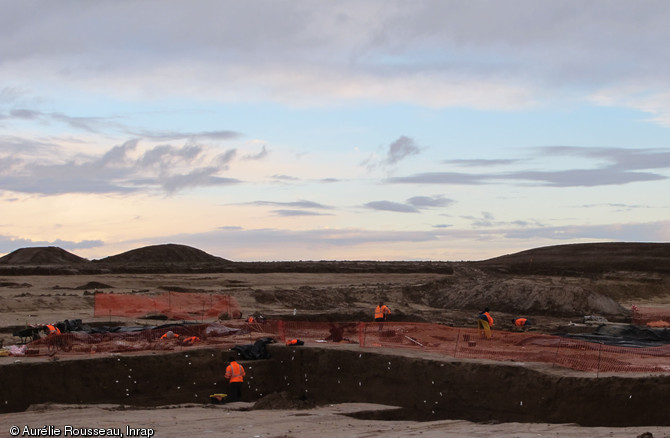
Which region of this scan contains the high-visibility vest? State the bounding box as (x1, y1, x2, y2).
(286, 339, 299, 345)
(161, 332, 179, 339)
(246, 316, 255, 323)
(225, 361, 245, 383)
(483, 312, 494, 326)
(514, 318, 527, 327)
(375, 305, 390, 319)
(46, 324, 60, 335)
(183, 336, 200, 344)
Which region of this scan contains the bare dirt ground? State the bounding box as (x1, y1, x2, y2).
(2, 268, 670, 437)
(2, 402, 669, 438)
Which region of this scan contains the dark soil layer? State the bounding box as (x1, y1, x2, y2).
(2, 345, 669, 427)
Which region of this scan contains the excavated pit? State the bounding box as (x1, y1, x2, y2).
(1, 344, 669, 427)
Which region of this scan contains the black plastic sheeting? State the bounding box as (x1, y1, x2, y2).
(55, 319, 207, 334)
(13, 318, 242, 339)
(558, 324, 670, 347)
(231, 337, 276, 360)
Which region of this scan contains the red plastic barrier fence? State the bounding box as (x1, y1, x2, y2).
(94, 291, 241, 321)
(15, 319, 670, 375)
(632, 305, 670, 327)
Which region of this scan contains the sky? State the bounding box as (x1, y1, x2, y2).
(1, 0, 670, 262)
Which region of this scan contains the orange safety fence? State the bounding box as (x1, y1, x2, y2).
(632, 305, 670, 327)
(94, 291, 242, 321)
(12, 320, 670, 375)
(359, 322, 670, 374)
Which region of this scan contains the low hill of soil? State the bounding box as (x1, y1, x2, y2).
(94, 243, 231, 265)
(0, 246, 89, 265)
(476, 242, 670, 275)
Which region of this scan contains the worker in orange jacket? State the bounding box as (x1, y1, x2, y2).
(224, 356, 246, 402)
(513, 318, 532, 330)
(160, 331, 179, 340)
(477, 307, 494, 339)
(374, 302, 391, 322)
(182, 336, 200, 345)
(45, 324, 61, 336)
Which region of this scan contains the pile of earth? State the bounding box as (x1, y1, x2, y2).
(401, 265, 631, 318)
(93, 243, 231, 265)
(252, 391, 316, 410)
(0, 246, 89, 265)
(477, 242, 670, 275)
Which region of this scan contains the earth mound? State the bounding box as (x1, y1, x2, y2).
(93, 243, 231, 265)
(0, 247, 89, 265)
(74, 281, 113, 290)
(477, 242, 670, 275)
(401, 265, 632, 319)
(252, 391, 316, 410)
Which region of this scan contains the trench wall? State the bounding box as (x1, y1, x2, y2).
(1, 345, 670, 427)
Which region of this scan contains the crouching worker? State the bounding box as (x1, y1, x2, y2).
(225, 356, 246, 402)
(160, 330, 179, 340)
(44, 324, 61, 336)
(181, 335, 200, 345)
(512, 318, 533, 330)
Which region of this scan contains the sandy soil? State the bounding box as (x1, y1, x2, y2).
(2, 271, 670, 437)
(1, 403, 668, 438)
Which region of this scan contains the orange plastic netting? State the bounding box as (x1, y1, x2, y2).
(632, 305, 670, 327)
(94, 291, 241, 320)
(16, 319, 670, 374)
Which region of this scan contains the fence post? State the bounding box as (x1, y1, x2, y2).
(453, 328, 460, 358)
(358, 322, 365, 347)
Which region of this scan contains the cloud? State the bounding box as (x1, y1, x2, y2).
(444, 158, 520, 167)
(500, 221, 670, 242)
(3, 108, 124, 133)
(159, 169, 240, 194)
(242, 145, 269, 160)
(506, 167, 665, 187)
(134, 130, 242, 141)
(5, 1, 670, 115)
(577, 203, 653, 211)
(364, 200, 419, 213)
(388, 146, 670, 187)
(386, 172, 489, 185)
(364, 195, 452, 213)
(0, 235, 103, 256)
(407, 195, 453, 208)
(538, 146, 670, 171)
(464, 212, 497, 228)
(248, 200, 333, 210)
(385, 136, 421, 165)
(270, 174, 301, 182)
(9, 109, 41, 119)
(362, 135, 422, 170)
(272, 209, 332, 217)
(0, 139, 241, 195)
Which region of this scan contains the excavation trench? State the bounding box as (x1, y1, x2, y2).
(1, 344, 669, 427)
